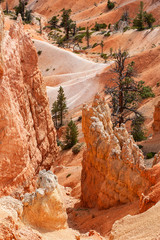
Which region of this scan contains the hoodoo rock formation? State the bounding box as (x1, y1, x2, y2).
(81, 94, 151, 209)
(0, 12, 58, 196)
(23, 170, 67, 231)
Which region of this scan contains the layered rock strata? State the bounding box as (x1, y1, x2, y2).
(81, 94, 151, 209)
(152, 101, 160, 135)
(23, 170, 67, 231)
(0, 12, 58, 196)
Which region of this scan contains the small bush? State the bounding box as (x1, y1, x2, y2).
(72, 143, 83, 154)
(140, 86, 155, 99)
(131, 115, 146, 142)
(37, 50, 42, 56)
(92, 43, 98, 48)
(46, 68, 49, 71)
(138, 144, 143, 149)
(93, 22, 107, 31)
(146, 152, 156, 159)
(66, 173, 71, 178)
(156, 82, 160, 87)
(77, 116, 82, 122)
(104, 31, 110, 37)
(78, 26, 86, 31)
(107, 0, 115, 10)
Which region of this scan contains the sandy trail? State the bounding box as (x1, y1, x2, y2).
(34, 39, 112, 109)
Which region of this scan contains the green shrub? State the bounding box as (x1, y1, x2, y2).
(146, 152, 156, 159)
(74, 33, 86, 43)
(63, 120, 79, 149)
(107, 0, 115, 10)
(131, 115, 146, 142)
(140, 85, 155, 99)
(156, 82, 160, 87)
(66, 173, 71, 178)
(92, 43, 98, 48)
(37, 50, 42, 56)
(78, 26, 86, 31)
(104, 31, 111, 37)
(72, 143, 83, 154)
(93, 22, 107, 31)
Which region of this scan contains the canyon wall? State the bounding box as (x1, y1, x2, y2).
(81, 94, 151, 209)
(0, 12, 58, 196)
(152, 101, 160, 135)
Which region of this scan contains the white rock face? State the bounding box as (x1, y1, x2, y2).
(23, 170, 68, 231)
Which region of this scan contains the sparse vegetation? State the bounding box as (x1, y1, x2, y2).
(131, 115, 146, 141)
(146, 152, 156, 159)
(105, 49, 155, 127)
(107, 0, 115, 10)
(92, 22, 107, 31)
(72, 143, 83, 154)
(133, 1, 155, 30)
(63, 120, 79, 149)
(14, 0, 32, 23)
(51, 86, 68, 127)
(37, 50, 42, 56)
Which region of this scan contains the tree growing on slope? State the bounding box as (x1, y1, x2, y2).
(51, 86, 68, 127)
(51, 100, 59, 128)
(60, 8, 72, 40)
(57, 86, 68, 126)
(105, 49, 155, 127)
(48, 15, 59, 29)
(133, 1, 155, 30)
(86, 27, 91, 48)
(64, 120, 79, 149)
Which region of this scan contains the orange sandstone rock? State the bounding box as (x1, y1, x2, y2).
(81, 94, 151, 209)
(0, 13, 58, 196)
(152, 101, 160, 135)
(22, 170, 68, 231)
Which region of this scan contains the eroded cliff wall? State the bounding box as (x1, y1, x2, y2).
(81, 94, 151, 209)
(0, 13, 58, 196)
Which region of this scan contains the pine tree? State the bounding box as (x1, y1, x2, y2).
(144, 11, 155, 28)
(105, 49, 154, 127)
(100, 40, 104, 55)
(49, 15, 59, 29)
(133, 1, 144, 31)
(51, 100, 59, 128)
(64, 120, 78, 149)
(57, 86, 68, 126)
(60, 8, 72, 40)
(131, 115, 146, 141)
(86, 27, 90, 48)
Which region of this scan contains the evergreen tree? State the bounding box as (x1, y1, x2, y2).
(64, 120, 78, 149)
(100, 40, 104, 55)
(133, 1, 155, 30)
(60, 8, 72, 40)
(133, 1, 144, 30)
(105, 49, 154, 126)
(131, 115, 146, 141)
(107, 0, 115, 10)
(86, 27, 90, 48)
(51, 100, 59, 128)
(144, 11, 155, 28)
(57, 86, 68, 126)
(48, 15, 59, 29)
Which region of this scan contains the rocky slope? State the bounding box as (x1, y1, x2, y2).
(110, 201, 160, 240)
(0, 12, 58, 197)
